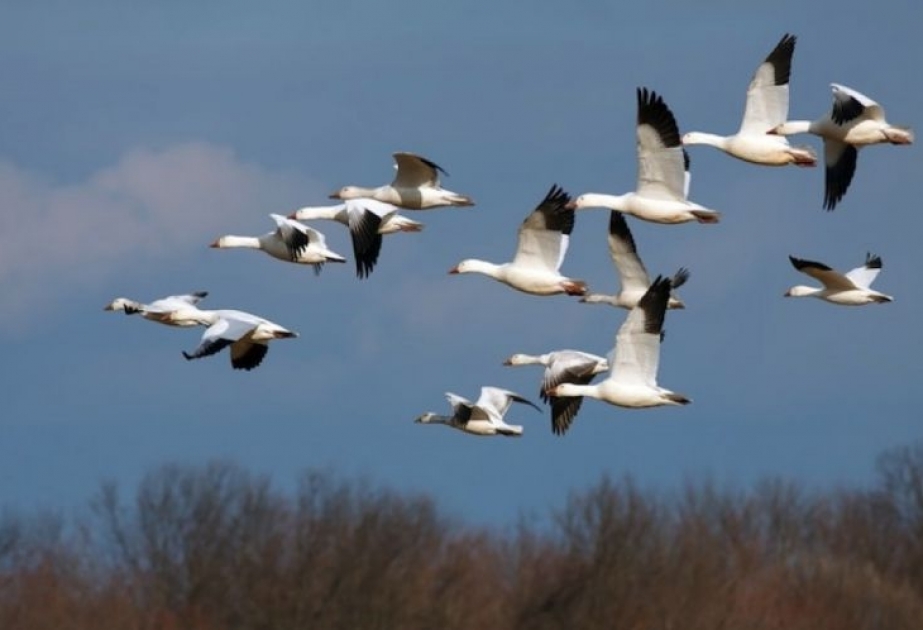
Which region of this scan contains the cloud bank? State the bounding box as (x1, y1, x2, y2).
(0, 142, 316, 326)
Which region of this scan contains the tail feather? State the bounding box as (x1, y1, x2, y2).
(450, 194, 475, 207)
(691, 210, 720, 224)
(665, 392, 692, 405)
(563, 280, 588, 296)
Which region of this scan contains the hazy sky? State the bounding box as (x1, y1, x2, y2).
(2, 1, 921, 525)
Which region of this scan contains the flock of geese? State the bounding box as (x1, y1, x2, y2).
(106, 33, 911, 437)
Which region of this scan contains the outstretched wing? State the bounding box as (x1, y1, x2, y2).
(788, 256, 857, 290)
(513, 184, 574, 272)
(636, 88, 686, 201)
(606, 211, 651, 294)
(392, 152, 447, 188)
(347, 205, 385, 278)
(844, 252, 882, 289)
(740, 34, 796, 133)
(609, 276, 671, 387)
(830, 83, 884, 125)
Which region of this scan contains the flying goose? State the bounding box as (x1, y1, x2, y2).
(288, 198, 423, 278)
(503, 351, 609, 435)
(449, 184, 588, 296)
(210, 214, 346, 274)
(104, 291, 209, 327)
(415, 386, 541, 437)
(682, 34, 817, 166)
(546, 276, 690, 410)
(569, 88, 721, 224)
(181, 309, 298, 370)
(329, 152, 475, 209)
(769, 83, 914, 209)
(785, 253, 893, 305)
(580, 211, 690, 309)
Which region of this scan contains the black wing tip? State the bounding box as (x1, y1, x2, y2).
(789, 255, 832, 272)
(865, 252, 882, 269)
(536, 183, 575, 235)
(765, 33, 796, 86)
(182, 351, 194, 361)
(672, 267, 691, 288)
(543, 183, 571, 206)
(191, 291, 208, 299)
(231, 344, 269, 371)
(638, 275, 672, 335)
(683, 148, 691, 171)
(636, 86, 681, 148)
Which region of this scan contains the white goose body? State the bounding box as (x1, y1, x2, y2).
(785, 253, 893, 306)
(450, 185, 587, 296)
(181, 308, 298, 371)
(547, 276, 690, 411)
(104, 291, 209, 327)
(580, 210, 689, 309)
(682, 34, 816, 167)
(503, 350, 608, 435)
(769, 84, 913, 210)
(572, 89, 720, 225)
(211, 214, 346, 273)
(330, 152, 474, 210)
(415, 386, 540, 437)
(289, 199, 423, 278)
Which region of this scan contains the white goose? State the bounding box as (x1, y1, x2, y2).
(503, 351, 609, 435)
(569, 88, 721, 225)
(181, 309, 298, 370)
(785, 253, 893, 305)
(547, 276, 690, 411)
(682, 34, 817, 166)
(330, 152, 475, 209)
(104, 291, 209, 327)
(288, 198, 423, 278)
(210, 214, 346, 274)
(769, 84, 914, 210)
(415, 386, 540, 437)
(449, 184, 588, 296)
(580, 210, 690, 309)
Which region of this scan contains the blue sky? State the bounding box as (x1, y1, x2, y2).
(1, 1, 921, 525)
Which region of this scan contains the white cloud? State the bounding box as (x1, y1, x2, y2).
(0, 142, 320, 326)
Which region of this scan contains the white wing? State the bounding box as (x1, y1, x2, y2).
(512, 185, 574, 272)
(636, 89, 686, 201)
(391, 152, 446, 188)
(607, 277, 671, 387)
(475, 386, 540, 423)
(739, 34, 795, 133)
(844, 253, 883, 289)
(606, 211, 651, 294)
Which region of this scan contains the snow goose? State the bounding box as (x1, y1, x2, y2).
(181, 309, 298, 370)
(210, 214, 346, 274)
(580, 211, 690, 309)
(682, 34, 817, 166)
(104, 291, 209, 327)
(569, 88, 720, 225)
(769, 84, 914, 210)
(415, 386, 540, 437)
(288, 198, 423, 278)
(330, 152, 475, 209)
(785, 253, 893, 305)
(449, 184, 588, 296)
(503, 351, 608, 435)
(547, 276, 690, 410)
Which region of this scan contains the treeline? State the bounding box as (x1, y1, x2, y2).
(3, 444, 923, 630)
